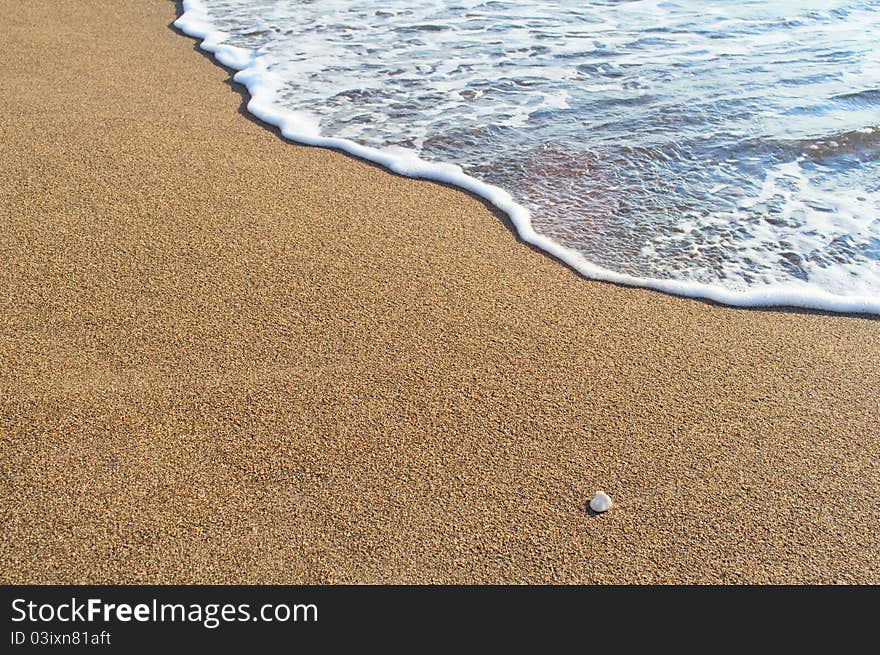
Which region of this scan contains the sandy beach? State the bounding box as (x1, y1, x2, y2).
(1, 0, 878, 583)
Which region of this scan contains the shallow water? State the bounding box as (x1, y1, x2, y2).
(183, 0, 880, 311)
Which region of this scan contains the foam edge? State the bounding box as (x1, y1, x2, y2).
(174, 0, 879, 316)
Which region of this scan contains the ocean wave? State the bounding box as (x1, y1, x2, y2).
(173, 0, 880, 314)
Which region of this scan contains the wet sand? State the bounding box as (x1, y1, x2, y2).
(1, 0, 878, 583)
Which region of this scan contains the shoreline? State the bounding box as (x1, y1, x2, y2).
(174, 0, 880, 316)
(1, 0, 878, 583)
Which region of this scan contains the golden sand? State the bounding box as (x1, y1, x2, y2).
(1, 0, 878, 583)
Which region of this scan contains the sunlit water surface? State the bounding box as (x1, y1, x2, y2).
(196, 0, 880, 305)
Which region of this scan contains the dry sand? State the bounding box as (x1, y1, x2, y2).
(1, 0, 878, 584)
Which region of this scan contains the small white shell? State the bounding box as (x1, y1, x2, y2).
(589, 491, 612, 513)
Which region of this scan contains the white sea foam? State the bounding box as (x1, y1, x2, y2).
(174, 0, 880, 315)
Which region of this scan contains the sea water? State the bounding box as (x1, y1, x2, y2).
(175, 0, 880, 313)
